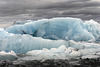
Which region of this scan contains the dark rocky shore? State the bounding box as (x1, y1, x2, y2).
(0, 58, 100, 67)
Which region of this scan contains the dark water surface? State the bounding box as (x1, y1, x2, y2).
(0, 58, 100, 67)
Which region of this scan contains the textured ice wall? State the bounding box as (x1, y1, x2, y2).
(6, 17, 98, 41)
(0, 34, 100, 54)
(0, 34, 68, 53)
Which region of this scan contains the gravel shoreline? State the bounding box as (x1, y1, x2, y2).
(0, 58, 100, 67)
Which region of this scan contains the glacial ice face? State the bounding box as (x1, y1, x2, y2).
(6, 17, 96, 41)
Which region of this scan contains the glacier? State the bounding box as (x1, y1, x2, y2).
(0, 17, 100, 60)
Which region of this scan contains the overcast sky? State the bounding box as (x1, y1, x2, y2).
(0, 0, 100, 25)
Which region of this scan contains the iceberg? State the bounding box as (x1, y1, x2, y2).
(6, 17, 98, 41)
(0, 17, 100, 59)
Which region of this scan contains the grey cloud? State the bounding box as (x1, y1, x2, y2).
(0, 0, 100, 24)
(37, 0, 99, 9)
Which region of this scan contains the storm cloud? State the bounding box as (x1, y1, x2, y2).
(0, 0, 100, 25)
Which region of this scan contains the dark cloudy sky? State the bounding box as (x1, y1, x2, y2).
(0, 0, 100, 26)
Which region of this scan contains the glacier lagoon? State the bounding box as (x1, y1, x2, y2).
(0, 17, 100, 60)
